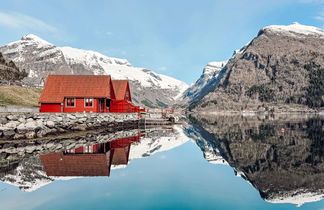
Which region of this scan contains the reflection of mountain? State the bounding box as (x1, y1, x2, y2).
(190, 114, 324, 206)
(0, 126, 189, 192)
(182, 121, 227, 165)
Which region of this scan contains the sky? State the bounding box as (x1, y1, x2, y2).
(0, 0, 324, 84)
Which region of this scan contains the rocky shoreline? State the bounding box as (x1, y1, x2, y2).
(0, 112, 139, 140)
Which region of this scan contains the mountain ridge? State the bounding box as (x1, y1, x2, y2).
(191, 23, 324, 112)
(0, 34, 188, 108)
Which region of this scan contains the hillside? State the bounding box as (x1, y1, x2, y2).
(0, 84, 42, 107)
(0, 52, 27, 81)
(179, 61, 227, 106)
(191, 23, 324, 112)
(0, 35, 188, 108)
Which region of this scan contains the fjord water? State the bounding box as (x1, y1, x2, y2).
(0, 115, 323, 210)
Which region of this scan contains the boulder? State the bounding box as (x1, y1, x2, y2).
(16, 123, 27, 134)
(7, 115, 18, 121)
(25, 131, 36, 139)
(5, 121, 19, 128)
(18, 117, 26, 123)
(25, 121, 38, 131)
(46, 120, 55, 128)
(3, 128, 15, 138)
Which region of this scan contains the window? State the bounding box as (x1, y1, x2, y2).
(66, 98, 75, 107)
(85, 98, 93, 107)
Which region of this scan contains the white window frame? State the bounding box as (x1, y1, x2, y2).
(66, 97, 76, 107)
(84, 98, 94, 107)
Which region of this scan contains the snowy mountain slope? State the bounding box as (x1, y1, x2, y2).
(261, 22, 324, 37)
(178, 61, 227, 105)
(0, 34, 188, 107)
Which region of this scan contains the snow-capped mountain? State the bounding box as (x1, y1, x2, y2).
(0, 34, 188, 107)
(260, 22, 324, 37)
(178, 61, 227, 105)
(192, 22, 324, 112)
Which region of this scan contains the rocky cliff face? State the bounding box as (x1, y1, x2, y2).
(192, 23, 324, 112)
(179, 61, 227, 106)
(191, 114, 324, 206)
(0, 34, 188, 107)
(0, 52, 27, 81)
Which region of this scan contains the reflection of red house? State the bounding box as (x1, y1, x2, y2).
(40, 135, 141, 177)
(39, 75, 142, 113)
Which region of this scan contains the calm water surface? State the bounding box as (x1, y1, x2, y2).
(0, 114, 323, 210)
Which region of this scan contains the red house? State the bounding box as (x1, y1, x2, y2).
(39, 75, 141, 113)
(40, 135, 141, 177)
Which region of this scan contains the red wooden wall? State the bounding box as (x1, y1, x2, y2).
(39, 103, 62, 112)
(63, 98, 102, 113)
(110, 100, 139, 113)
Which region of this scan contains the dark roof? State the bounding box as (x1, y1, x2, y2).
(39, 75, 113, 103)
(40, 152, 110, 176)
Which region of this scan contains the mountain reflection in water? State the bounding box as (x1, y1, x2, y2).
(0, 115, 323, 209)
(189, 114, 324, 207)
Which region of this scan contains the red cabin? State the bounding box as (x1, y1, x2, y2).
(39, 75, 141, 113)
(40, 134, 141, 177)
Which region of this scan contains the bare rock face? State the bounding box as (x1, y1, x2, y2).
(0, 52, 27, 81)
(191, 114, 324, 206)
(192, 23, 324, 112)
(179, 61, 227, 106)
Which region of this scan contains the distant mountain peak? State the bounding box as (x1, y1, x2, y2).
(21, 34, 53, 46)
(260, 22, 324, 37)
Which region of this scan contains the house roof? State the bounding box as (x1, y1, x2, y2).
(39, 75, 113, 103)
(40, 152, 110, 176)
(111, 147, 130, 165)
(111, 80, 129, 100)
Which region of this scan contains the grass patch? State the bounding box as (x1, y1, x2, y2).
(0, 84, 42, 107)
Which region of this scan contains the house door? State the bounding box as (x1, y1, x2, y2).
(99, 99, 104, 113)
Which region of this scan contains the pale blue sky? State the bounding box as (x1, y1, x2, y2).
(0, 0, 323, 84)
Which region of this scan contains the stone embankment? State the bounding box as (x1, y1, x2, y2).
(0, 112, 139, 140)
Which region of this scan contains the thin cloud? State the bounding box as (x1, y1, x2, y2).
(105, 31, 113, 36)
(158, 66, 168, 71)
(315, 11, 324, 21)
(0, 11, 57, 32)
(299, 0, 324, 3)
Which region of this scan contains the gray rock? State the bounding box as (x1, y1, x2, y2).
(46, 120, 55, 128)
(3, 128, 15, 137)
(25, 131, 36, 139)
(5, 121, 19, 128)
(13, 133, 25, 139)
(0, 117, 8, 125)
(18, 117, 26, 123)
(26, 118, 34, 123)
(16, 123, 27, 134)
(25, 121, 38, 130)
(7, 115, 18, 121)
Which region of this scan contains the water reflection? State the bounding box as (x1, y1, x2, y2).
(0, 115, 323, 208)
(189, 114, 324, 206)
(40, 135, 141, 177)
(0, 126, 188, 192)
